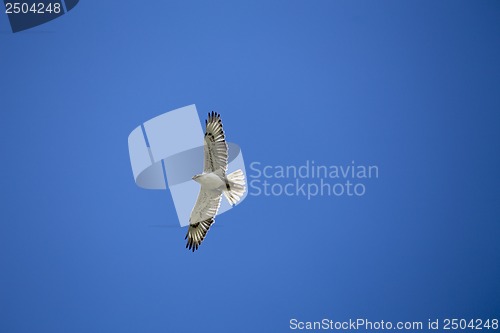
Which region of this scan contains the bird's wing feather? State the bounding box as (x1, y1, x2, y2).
(186, 188, 222, 251)
(204, 111, 228, 173)
(185, 218, 215, 252)
(189, 188, 222, 224)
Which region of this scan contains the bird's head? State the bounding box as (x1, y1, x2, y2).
(192, 174, 202, 182)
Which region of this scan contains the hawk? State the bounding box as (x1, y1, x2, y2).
(185, 112, 246, 251)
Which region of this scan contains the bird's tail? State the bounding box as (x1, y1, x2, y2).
(223, 169, 246, 206)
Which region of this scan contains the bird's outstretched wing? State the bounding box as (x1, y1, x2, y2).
(185, 217, 215, 252)
(186, 189, 222, 251)
(204, 111, 228, 173)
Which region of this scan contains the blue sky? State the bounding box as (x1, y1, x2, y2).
(0, 1, 499, 332)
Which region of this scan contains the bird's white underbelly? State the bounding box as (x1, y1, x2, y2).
(198, 172, 225, 190)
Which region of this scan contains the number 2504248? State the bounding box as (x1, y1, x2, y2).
(5, 2, 62, 14)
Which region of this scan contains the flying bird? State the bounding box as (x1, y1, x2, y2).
(186, 112, 246, 251)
